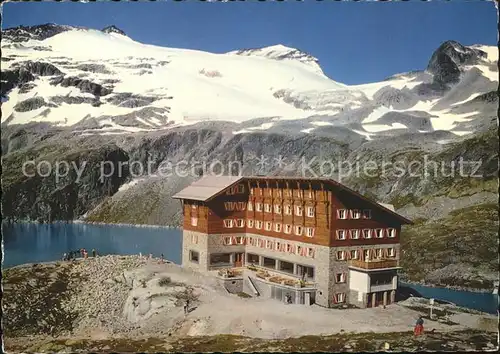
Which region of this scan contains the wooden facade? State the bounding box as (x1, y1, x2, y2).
(180, 177, 410, 247)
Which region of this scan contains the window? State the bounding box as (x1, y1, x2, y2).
(223, 219, 233, 228)
(274, 223, 282, 232)
(350, 250, 358, 259)
(224, 202, 235, 211)
(248, 202, 253, 211)
(295, 205, 303, 216)
(264, 204, 272, 213)
(286, 244, 292, 252)
(388, 248, 395, 257)
(363, 209, 372, 219)
(336, 273, 346, 283)
(191, 234, 198, 244)
(350, 229, 360, 239)
(256, 221, 263, 229)
(388, 228, 396, 238)
(265, 221, 272, 231)
(305, 227, 315, 238)
(307, 248, 314, 258)
(306, 206, 314, 217)
(236, 219, 245, 228)
(237, 184, 245, 193)
(191, 217, 198, 226)
(284, 224, 292, 234)
(337, 209, 347, 219)
(336, 229, 346, 240)
(274, 204, 282, 214)
(226, 187, 235, 195)
(236, 236, 244, 245)
(275, 242, 281, 251)
(294, 225, 303, 236)
(364, 249, 371, 260)
(351, 209, 361, 219)
(224, 236, 233, 245)
(247, 253, 259, 264)
(375, 248, 383, 258)
(284, 205, 292, 215)
(237, 202, 246, 211)
(362, 229, 372, 239)
(248, 219, 254, 228)
(266, 240, 273, 249)
(337, 251, 345, 260)
(375, 229, 383, 238)
(189, 250, 199, 263)
(296, 246, 303, 256)
(256, 203, 263, 212)
(210, 253, 230, 265)
(335, 293, 346, 303)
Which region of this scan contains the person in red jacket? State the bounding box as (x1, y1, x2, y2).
(414, 315, 424, 336)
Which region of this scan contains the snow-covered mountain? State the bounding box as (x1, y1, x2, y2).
(1, 23, 498, 140)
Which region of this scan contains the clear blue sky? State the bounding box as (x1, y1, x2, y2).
(2, 0, 497, 84)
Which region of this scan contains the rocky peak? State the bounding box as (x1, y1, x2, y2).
(427, 40, 487, 85)
(2, 23, 74, 43)
(101, 25, 127, 36)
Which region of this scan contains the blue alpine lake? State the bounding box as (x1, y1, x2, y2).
(2, 222, 182, 268)
(2, 222, 497, 314)
(399, 282, 498, 315)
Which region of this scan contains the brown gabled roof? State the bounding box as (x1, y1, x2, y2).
(172, 175, 412, 224)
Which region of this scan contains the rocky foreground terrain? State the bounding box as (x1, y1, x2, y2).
(3, 256, 498, 353)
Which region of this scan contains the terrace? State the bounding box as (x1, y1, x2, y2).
(215, 265, 316, 289)
(348, 259, 400, 271)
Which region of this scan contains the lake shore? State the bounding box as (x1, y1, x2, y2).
(3, 256, 498, 352)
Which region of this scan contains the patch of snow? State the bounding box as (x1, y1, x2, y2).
(351, 129, 373, 141)
(451, 92, 483, 106)
(451, 131, 472, 136)
(247, 122, 275, 130)
(118, 178, 145, 192)
(310, 121, 333, 127)
(362, 106, 392, 124)
(232, 129, 251, 135)
(301, 127, 314, 134)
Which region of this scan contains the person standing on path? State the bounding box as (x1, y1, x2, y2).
(184, 299, 190, 314)
(92, 249, 96, 258)
(414, 315, 424, 336)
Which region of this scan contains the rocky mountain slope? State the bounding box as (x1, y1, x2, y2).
(1, 23, 498, 289)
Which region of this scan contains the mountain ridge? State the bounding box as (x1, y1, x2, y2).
(1, 23, 497, 142)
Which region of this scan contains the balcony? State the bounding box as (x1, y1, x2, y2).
(348, 259, 399, 271)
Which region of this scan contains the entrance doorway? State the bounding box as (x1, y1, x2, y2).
(234, 253, 244, 267)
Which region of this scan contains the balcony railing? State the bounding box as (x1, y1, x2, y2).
(348, 259, 399, 270)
